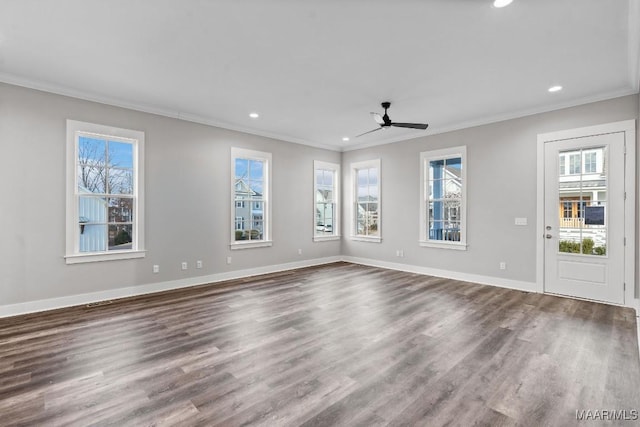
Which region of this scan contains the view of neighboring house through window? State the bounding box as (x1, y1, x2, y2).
(584, 151, 597, 173)
(569, 153, 581, 174)
(351, 159, 381, 241)
(65, 120, 145, 264)
(420, 146, 467, 249)
(560, 151, 600, 176)
(231, 147, 272, 248)
(314, 161, 340, 241)
(558, 147, 607, 256)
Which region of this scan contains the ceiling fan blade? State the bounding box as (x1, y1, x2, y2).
(371, 112, 384, 125)
(391, 122, 429, 130)
(356, 127, 382, 138)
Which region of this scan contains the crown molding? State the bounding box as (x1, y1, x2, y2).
(0, 72, 341, 152)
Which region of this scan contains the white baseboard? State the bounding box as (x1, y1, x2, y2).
(342, 256, 539, 293)
(0, 256, 342, 319)
(0, 254, 628, 319)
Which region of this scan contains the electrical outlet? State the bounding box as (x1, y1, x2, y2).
(196, 260, 203, 269)
(181, 262, 188, 270)
(499, 262, 506, 270)
(152, 265, 159, 274)
(226, 256, 232, 265)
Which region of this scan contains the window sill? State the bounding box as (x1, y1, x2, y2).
(313, 235, 341, 242)
(419, 241, 468, 251)
(351, 235, 382, 243)
(229, 240, 273, 250)
(65, 250, 146, 264)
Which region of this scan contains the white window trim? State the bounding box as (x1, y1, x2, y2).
(419, 146, 467, 250)
(230, 147, 272, 250)
(313, 160, 341, 242)
(65, 120, 145, 264)
(350, 159, 382, 243)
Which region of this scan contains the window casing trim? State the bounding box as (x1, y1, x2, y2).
(230, 147, 272, 249)
(65, 120, 145, 264)
(419, 146, 467, 250)
(313, 160, 341, 242)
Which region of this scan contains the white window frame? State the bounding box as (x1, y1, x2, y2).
(350, 159, 381, 243)
(313, 160, 341, 242)
(419, 146, 467, 250)
(65, 120, 145, 264)
(569, 153, 581, 174)
(230, 147, 272, 250)
(583, 150, 598, 174)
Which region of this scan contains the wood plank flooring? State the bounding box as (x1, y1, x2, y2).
(1, 262, 639, 426)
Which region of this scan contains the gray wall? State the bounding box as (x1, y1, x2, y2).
(1, 82, 638, 308)
(342, 95, 639, 286)
(0, 83, 340, 306)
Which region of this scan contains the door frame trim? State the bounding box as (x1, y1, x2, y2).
(536, 120, 636, 306)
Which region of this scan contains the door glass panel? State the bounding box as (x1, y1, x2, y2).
(557, 146, 607, 256)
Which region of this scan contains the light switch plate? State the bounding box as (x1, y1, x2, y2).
(515, 217, 528, 226)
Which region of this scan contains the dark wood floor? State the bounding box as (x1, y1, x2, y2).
(1, 262, 639, 426)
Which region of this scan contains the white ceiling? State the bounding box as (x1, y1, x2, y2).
(1, 0, 638, 151)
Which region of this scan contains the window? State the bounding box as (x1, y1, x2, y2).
(420, 146, 467, 250)
(584, 151, 597, 173)
(314, 161, 340, 241)
(235, 216, 244, 230)
(351, 159, 381, 242)
(231, 147, 272, 249)
(65, 120, 145, 264)
(576, 200, 587, 218)
(569, 154, 581, 174)
(559, 156, 566, 175)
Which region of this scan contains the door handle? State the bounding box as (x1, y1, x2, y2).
(545, 234, 552, 239)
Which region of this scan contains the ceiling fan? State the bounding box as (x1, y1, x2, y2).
(357, 102, 429, 137)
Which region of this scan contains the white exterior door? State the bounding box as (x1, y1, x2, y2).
(543, 132, 626, 304)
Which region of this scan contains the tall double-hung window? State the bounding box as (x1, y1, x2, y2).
(314, 161, 340, 241)
(231, 147, 272, 249)
(65, 120, 145, 264)
(351, 159, 381, 242)
(420, 146, 467, 250)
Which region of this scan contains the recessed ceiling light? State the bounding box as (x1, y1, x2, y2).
(342, 137, 350, 142)
(493, 0, 513, 7)
(548, 85, 563, 93)
(249, 112, 259, 119)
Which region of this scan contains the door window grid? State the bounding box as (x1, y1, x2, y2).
(558, 147, 607, 256)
